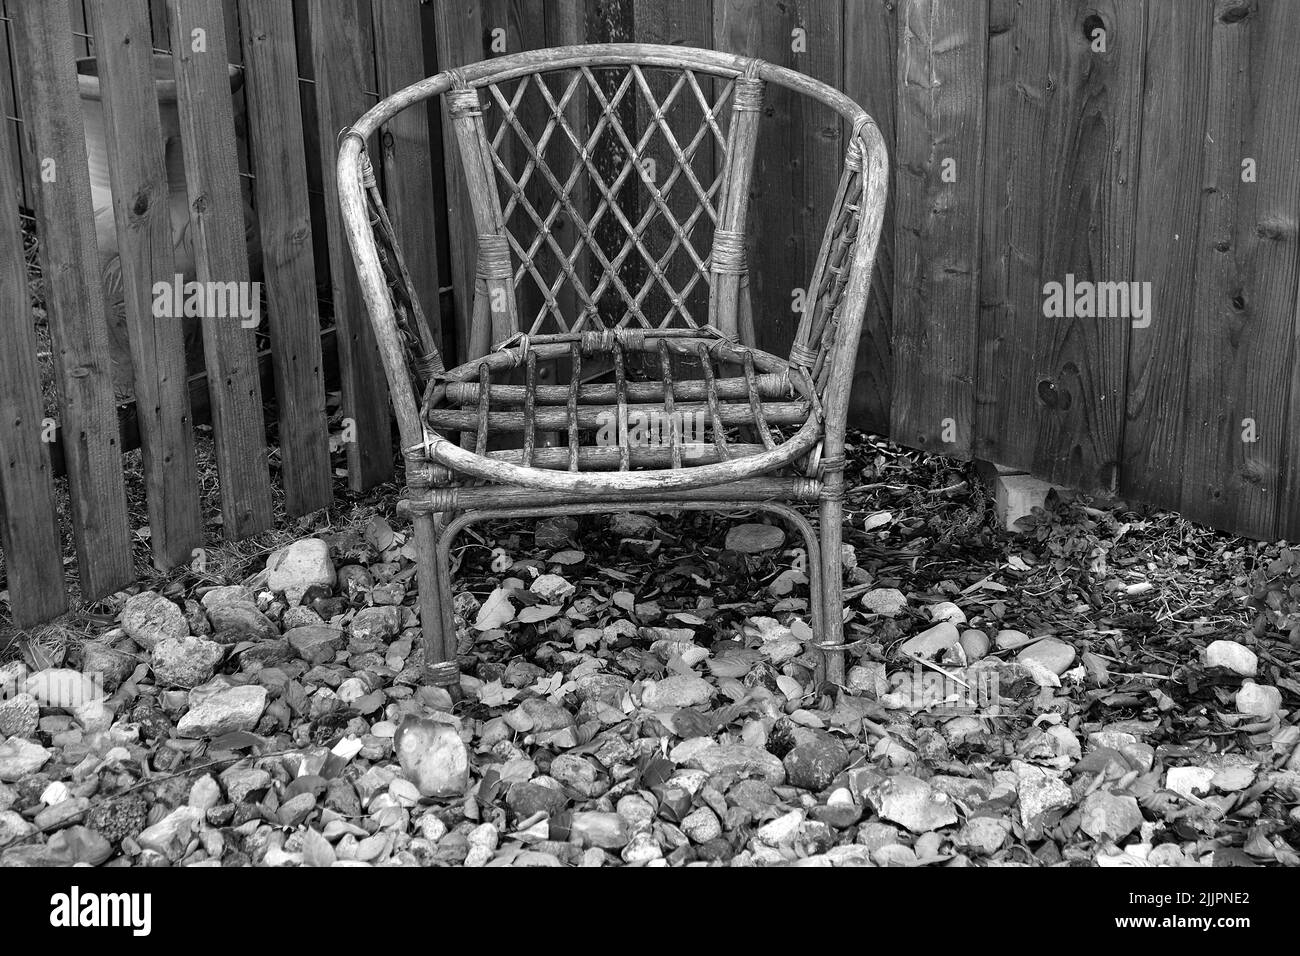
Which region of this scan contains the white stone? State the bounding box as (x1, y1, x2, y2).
(1205, 640, 1257, 676)
(265, 538, 335, 605)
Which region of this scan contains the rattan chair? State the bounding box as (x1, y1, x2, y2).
(338, 44, 887, 692)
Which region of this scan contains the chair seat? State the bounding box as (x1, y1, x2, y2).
(419, 330, 824, 493)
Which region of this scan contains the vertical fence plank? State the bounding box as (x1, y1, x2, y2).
(976, 0, 1142, 490)
(0, 1, 29, 208)
(1182, 0, 1300, 539)
(843, 0, 897, 434)
(0, 101, 66, 626)
(238, 0, 332, 516)
(308, 0, 393, 490)
(88, 0, 202, 569)
(166, 0, 274, 536)
(148, 0, 169, 51)
(1120, 0, 1211, 514)
(432, 0, 489, 361)
(893, 0, 985, 459)
(713, 0, 843, 359)
(371, 0, 443, 357)
(11, 0, 133, 600)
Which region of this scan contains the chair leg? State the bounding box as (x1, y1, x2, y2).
(413, 510, 461, 694)
(818, 489, 846, 686)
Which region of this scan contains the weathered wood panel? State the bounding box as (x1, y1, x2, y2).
(308, 0, 394, 490)
(713, 0, 843, 359)
(1180, 0, 1300, 539)
(431, 0, 487, 361)
(893, 0, 985, 459)
(0, 87, 65, 626)
(167, 0, 274, 537)
(372, 0, 443, 364)
(11, 0, 133, 600)
(975, 0, 1143, 491)
(1120, 0, 1211, 512)
(88, 0, 203, 568)
(238, 0, 332, 516)
(842, 0, 897, 434)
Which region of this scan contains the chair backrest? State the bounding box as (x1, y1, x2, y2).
(338, 45, 888, 457)
(443, 47, 767, 358)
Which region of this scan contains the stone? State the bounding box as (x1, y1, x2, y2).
(189, 775, 222, 811)
(574, 673, 631, 707)
(756, 809, 805, 846)
(725, 523, 785, 553)
(0, 739, 51, 782)
(136, 806, 203, 861)
(956, 816, 1010, 855)
(855, 821, 901, 852)
(1079, 791, 1143, 841)
(621, 832, 663, 864)
(847, 662, 888, 698)
(641, 675, 713, 709)
(78, 642, 137, 691)
(994, 629, 1033, 651)
(220, 767, 272, 804)
(120, 590, 188, 650)
(200, 585, 256, 609)
(861, 588, 908, 617)
(530, 574, 576, 604)
(506, 781, 568, 819)
(505, 698, 575, 733)
(959, 629, 990, 662)
(0, 809, 36, 847)
(265, 538, 335, 605)
(1165, 766, 1214, 800)
(1016, 638, 1076, 675)
(285, 625, 346, 665)
(0, 693, 39, 738)
(866, 774, 958, 833)
(394, 717, 469, 798)
(151, 636, 225, 688)
(684, 745, 786, 786)
(609, 513, 659, 538)
(278, 793, 317, 827)
(1205, 640, 1257, 676)
(549, 754, 603, 797)
(34, 796, 89, 831)
(569, 811, 629, 849)
(177, 685, 267, 738)
(1015, 764, 1072, 828)
(85, 795, 147, 846)
(281, 606, 325, 630)
(23, 668, 102, 710)
(207, 603, 278, 643)
(336, 565, 374, 600)
(898, 622, 960, 660)
(350, 606, 400, 641)
(783, 736, 850, 792)
(1236, 681, 1282, 718)
(680, 806, 722, 843)
(928, 601, 966, 625)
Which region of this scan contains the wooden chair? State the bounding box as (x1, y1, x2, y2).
(338, 44, 887, 692)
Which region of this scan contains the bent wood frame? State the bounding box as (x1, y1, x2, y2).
(339, 44, 888, 688)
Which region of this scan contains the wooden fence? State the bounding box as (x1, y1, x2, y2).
(2, 0, 1300, 631)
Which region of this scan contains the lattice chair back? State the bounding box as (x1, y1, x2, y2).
(442, 52, 767, 362)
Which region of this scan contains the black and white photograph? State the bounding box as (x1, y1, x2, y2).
(0, 0, 1290, 932)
